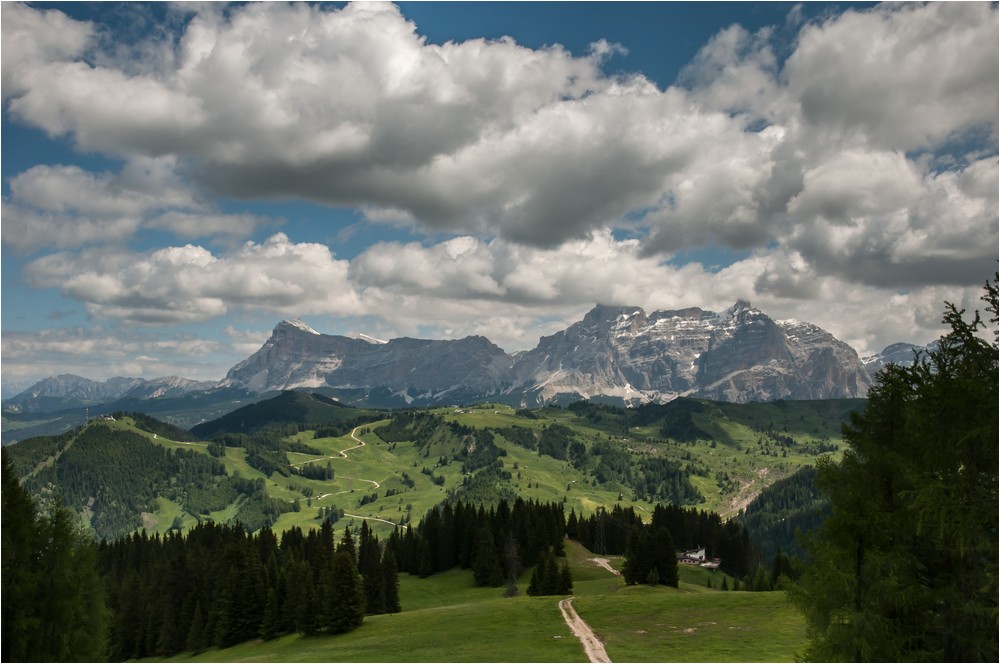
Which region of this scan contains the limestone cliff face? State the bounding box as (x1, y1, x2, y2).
(223, 319, 514, 404)
(507, 302, 872, 405)
(223, 319, 371, 393)
(10, 304, 880, 412)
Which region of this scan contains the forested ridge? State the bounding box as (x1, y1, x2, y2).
(190, 390, 380, 438)
(737, 466, 828, 560)
(3, 464, 582, 662)
(378, 409, 705, 507)
(14, 420, 293, 539)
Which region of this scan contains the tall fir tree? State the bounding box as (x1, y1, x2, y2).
(185, 600, 207, 653)
(472, 525, 504, 587)
(558, 560, 574, 595)
(792, 278, 999, 662)
(357, 521, 386, 614)
(622, 528, 653, 585)
(327, 549, 366, 634)
(2, 453, 109, 662)
(381, 549, 401, 614)
(652, 527, 679, 587)
(259, 587, 282, 640)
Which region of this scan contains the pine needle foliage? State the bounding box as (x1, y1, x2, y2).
(792, 277, 999, 662)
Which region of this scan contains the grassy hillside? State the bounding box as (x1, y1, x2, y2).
(5, 396, 857, 542)
(150, 540, 806, 663)
(6, 401, 828, 662)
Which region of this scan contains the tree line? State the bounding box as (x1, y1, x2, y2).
(97, 519, 399, 660)
(736, 465, 828, 561)
(384, 498, 569, 596)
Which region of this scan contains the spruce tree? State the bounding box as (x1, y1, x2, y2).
(2, 452, 38, 663)
(559, 561, 574, 595)
(338, 526, 357, 561)
(472, 526, 504, 587)
(652, 526, 679, 587)
(259, 587, 282, 640)
(358, 521, 385, 614)
(327, 549, 366, 634)
(792, 278, 999, 662)
(417, 538, 433, 578)
(503, 533, 521, 598)
(542, 549, 560, 595)
(622, 528, 653, 585)
(527, 561, 543, 596)
(296, 569, 319, 636)
(382, 549, 401, 614)
(186, 601, 207, 653)
(1, 462, 109, 664)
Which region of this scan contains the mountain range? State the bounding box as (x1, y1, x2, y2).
(5, 301, 927, 420)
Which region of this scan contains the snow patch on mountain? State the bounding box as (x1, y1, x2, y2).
(286, 318, 320, 335)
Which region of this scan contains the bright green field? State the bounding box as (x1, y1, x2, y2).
(150, 540, 807, 663)
(116, 398, 848, 538)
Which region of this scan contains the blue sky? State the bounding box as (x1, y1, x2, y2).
(2, 1, 997, 396)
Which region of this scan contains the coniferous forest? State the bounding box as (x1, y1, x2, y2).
(2, 450, 109, 662)
(96, 519, 397, 659)
(2, 468, 581, 661)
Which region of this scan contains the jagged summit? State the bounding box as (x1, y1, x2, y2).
(3, 374, 218, 413)
(862, 341, 931, 370)
(283, 318, 320, 335)
(507, 302, 871, 405)
(224, 321, 513, 399)
(7, 302, 880, 411)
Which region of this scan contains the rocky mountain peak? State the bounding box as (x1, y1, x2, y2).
(6, 304, 884, 413)
(508, 301, 872, 405)
(584, 304, 645, 323)
(273, 318, 320, 336)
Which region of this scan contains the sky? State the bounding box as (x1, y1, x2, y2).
(1, 1, 997, 397)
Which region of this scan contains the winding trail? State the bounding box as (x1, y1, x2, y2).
(559, 597, 611, 663)
(291, 426, 369, 466)
(343, 513, 398, 526)
(289, 426, 383, 490)
(287, 427, 388, 523)
(589, 558, 621, 577)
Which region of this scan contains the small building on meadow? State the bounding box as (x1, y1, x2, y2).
(679, 547, 706, 564)
(677, 547, 722, 569)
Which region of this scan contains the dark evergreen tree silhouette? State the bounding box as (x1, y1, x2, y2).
(792, 278, 999, 662)
(327, 549, 366, 634)
(2, 451, 109, 662)
(472, 525, 504, 587)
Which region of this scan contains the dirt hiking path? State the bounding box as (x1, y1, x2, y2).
(559, 597, 611, 663)
(589, 558, 621, 577)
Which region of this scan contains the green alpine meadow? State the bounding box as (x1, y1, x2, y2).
(4, 279, 997, 662)
(2, 1, 997, 661)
